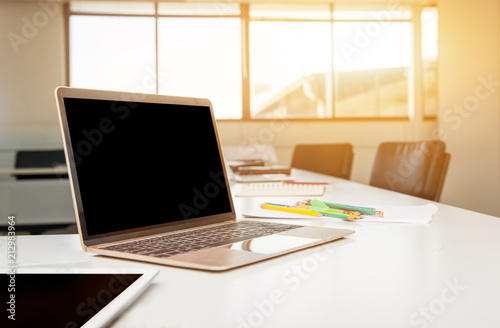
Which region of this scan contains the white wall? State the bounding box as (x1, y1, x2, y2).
(438, 0, 500, 216)
(0, 2, 65, 150)
(2, 1, 500, 216)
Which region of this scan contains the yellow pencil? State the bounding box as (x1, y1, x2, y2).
(296, 202, 361, 216)
(261, 203, 322, 217)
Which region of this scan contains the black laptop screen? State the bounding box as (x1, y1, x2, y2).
(63, 98, 232, 237)
(2, 273, 141, 327)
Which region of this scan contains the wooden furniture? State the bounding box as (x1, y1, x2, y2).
(291, 143, 354, 179)
(369, 140, 450, 201)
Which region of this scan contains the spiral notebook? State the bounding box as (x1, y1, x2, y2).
(234, 183, 325, 197)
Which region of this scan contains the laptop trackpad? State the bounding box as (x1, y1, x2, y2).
(230, 235, 321, 255)
(167, 235, 322, 271)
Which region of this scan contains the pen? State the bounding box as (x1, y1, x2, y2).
(296, 201, 361, 216)
(322, 208, 362, 217)
(263, 202, 360, 221)
(318, 210, 361, 221)
(261, 203, 322, 217)
(308, 200, 383, 216)
(295, 202, 361, 221)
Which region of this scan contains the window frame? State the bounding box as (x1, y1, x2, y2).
(64, 2, 437, 122)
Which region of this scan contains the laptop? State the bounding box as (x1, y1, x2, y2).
(55, 86, 354, 271)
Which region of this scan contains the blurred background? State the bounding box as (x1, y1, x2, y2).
(0, 0, 499, 234)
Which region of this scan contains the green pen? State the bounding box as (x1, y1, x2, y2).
(308, 199, 383, 216)
(318, 210, 360, 221)
(297, 200, 359, 221)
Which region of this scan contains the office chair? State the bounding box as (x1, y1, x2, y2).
(291, 143, 354, 179)
(14, 149, 68, 179)
(369, 140, 450, 201)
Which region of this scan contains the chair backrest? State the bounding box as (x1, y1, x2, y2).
(291, 143, 354, 179)
(14, 149, 68, 180)
(369, 140, 450, 201)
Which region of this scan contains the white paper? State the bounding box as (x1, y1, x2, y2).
(242, 203, 439, 224)
(359, 204, 438, 223)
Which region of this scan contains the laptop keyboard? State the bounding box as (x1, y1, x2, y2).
(101, 221, 301, 258)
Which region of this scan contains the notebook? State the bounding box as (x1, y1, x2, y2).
(235, 183, 325, 197)
(55, 87, 354, 271)
(232, 174, 295, 183)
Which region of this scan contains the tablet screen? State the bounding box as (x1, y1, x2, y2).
(3, 273, 143, 328)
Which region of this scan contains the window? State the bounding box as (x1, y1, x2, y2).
(333, 21, 411, 117)
(250, 21, 332, 119)
(421, 6, 438, 117)
(69, 1, 241, 119)
(67, 2, 437, 120)
(157, 17, 242, 119)
(70, 15, 156, 93)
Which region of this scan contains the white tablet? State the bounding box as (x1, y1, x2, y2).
(3, 268, 157, 327)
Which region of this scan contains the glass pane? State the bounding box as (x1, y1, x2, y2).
(158, 18, 242, 119)
(158, 2, 240, 16)
(70, 16, 156, 93)
(422, 7, 438, 117)
(334, 22, 411, 117)
(70, 1, 155, 15)
(250, 4, 331, 20)
(333, 5, 412, 20)
(250, 21, 332, 119)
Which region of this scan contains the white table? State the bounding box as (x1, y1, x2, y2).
(1, 169, 499, 328)
(0, 179, 75, 227)
(0, 167, 68, 176)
